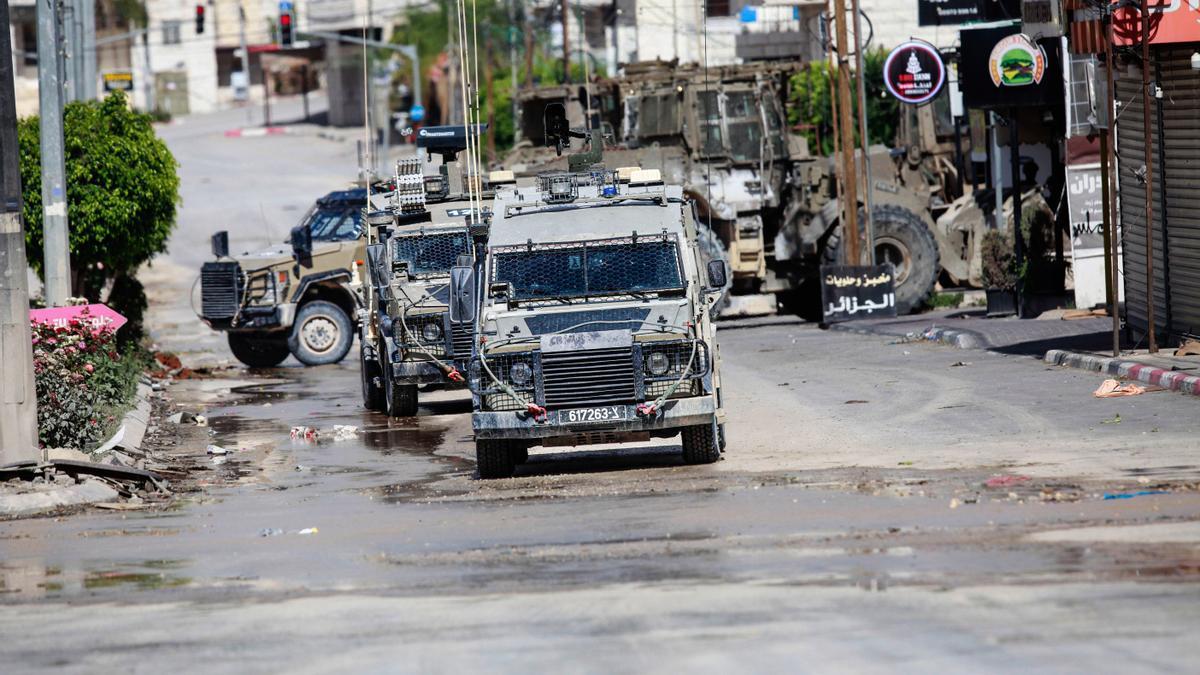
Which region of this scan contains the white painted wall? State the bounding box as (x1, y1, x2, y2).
(140, 0, 219, 115)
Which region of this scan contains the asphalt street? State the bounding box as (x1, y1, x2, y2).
(2, 100, 1199, 673)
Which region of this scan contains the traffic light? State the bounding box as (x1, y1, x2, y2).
(279, 2, 295, 47)
(195, 4, 205, 34)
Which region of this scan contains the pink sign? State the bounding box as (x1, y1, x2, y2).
(30, 303, 128, 333)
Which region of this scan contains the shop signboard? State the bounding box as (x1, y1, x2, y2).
(883, 40, 947, 105)
(102, 71, 133, 92)
(820, 265, 898, 323)
(1066, 163, 1122, 308)
(918, 0, 1021, 26)
(960, 25, 1064, 108)
(1114, 2, 1200, 46)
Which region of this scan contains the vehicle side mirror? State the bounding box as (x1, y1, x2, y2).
(706, 259, 727, 290)
(449, 263, 477, 323)
(291, 224, 313, 267)
(211, 230, 229, 258)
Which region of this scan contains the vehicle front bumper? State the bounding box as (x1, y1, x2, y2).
(473, 395, 717, 440)
(204, 303, 297, 332)
(391, 360, 468, 387)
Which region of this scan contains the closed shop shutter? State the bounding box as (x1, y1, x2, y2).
(1115, 48, 1200, 341)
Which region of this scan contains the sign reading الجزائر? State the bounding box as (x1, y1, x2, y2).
(819, 265, 898, 324)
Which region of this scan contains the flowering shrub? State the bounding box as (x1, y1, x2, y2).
(31, 309, 146, 450)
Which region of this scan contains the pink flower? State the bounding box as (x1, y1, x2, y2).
(84, 363, 94, 373)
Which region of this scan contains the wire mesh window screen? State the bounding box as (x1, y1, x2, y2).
(492, 236, 683, 301)
(697, 91, 724, 157)
(392, 230, 471, 276)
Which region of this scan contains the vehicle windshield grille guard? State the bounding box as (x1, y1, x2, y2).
(490, 233, 685, 303)
(391, 227, 472, 277)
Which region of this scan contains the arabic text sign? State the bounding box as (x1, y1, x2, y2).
(820, 265, 898, 324)
(30, 304, 127, 333)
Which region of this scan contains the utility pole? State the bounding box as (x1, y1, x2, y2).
(561, 0, 570, 82)
(38, 0, 72, 305)
(509, 0, 519, 124)
(850, 0, 873, 264)
(832, 0, 860, 265)
(1104, 10, 1121, 357)
(1139, 0, 1157, 353)
(80, 0, 96, 100)
(238, 4, 251, 123)
(141, 30, 155, 113)
(0, 0, 40, 462)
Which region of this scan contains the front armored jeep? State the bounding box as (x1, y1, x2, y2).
(461, 169, 728, 478)
(198, 188, 366, 367)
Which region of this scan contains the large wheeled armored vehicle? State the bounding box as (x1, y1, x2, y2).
(499, 61, 944, 316)
(199, 189, 367, 367)
(358, 126, 495, 417)
(459, 156, 728, 479)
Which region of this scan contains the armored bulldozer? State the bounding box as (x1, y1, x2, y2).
(499, 61, 953, 316)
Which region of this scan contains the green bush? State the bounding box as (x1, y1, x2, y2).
(787, 47, 900, 157)
(31, 310, 148, 450)
(18, 90, 179, 301)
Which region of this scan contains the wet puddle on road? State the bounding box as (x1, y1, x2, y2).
(1, 559, 193, 600)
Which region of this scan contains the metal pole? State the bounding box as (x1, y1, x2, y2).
(991, 112, 1003, 231)
(850, 0, 873, 264)
(562, 0, 570, 83)
(62, 0, 77, 101)
(1139, 0, 1157, 352)
(1099, 128, 1114, 313)
(1010, 109, 1024, 317)
(509, 1, 518, 124)
(833, 0, 860, 265)
(80, 0, 96, 99)
(262, 62, 271, 126)
(1104, 19, 1121, 357)
(38, 0, 72, 305)
(1153, 58, 1173, 335)
(238, 4, 250, 123)
(302, 63, 310, 121)
(0, 0, 40, 462)
(141, 29, 154, 113)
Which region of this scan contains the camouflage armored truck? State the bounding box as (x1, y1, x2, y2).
(499, 61, 944, 316)
(358, 126, 495, 416)
(459, 155, 727, 478)
(199, 189, 367, 367)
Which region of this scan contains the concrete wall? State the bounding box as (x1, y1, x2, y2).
(138, 0, 218, 115)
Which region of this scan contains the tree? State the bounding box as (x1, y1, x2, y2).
(18, 91, 179, 299)
(788, 47, 900, 157)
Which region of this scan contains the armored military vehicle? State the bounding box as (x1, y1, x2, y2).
(199, 189, 367, 367)
(499, 61, 943, 317)
(460, 115, 727, 478)
(358, 126, 495, 416)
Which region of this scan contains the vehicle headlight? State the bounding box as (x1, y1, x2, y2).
(421, 322, 442, 342)
(509, 361, 532, 386)
(645, 351, 671, 376)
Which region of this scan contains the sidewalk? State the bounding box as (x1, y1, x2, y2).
(828, 309, 1200, 398)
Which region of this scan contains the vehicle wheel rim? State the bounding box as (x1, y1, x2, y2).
(874, 237, 911, 285)
(301, 316, 338, 353)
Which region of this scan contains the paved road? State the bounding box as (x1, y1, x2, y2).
(4, 104, 1200, 673)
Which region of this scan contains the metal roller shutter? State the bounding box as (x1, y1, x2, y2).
(1114, 48, 1200, 342)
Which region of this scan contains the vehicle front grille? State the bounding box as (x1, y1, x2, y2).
(541, 346, 636, 409)
(200, 262, 242, 320)
(400, 313, 447, 358)
(449, 322, 474, 359)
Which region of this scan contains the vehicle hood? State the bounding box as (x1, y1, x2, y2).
(234, 242, 347, 272)
(484, 297, 693, 346)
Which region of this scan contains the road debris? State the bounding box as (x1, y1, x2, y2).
(843, 400, 869, 405)
(259, 528, 284, 537)
(985, 475, 1032, 489)
(950, 361, 971, 367)
(330, 425, 359, 442)
(298, 527, 319, 535)
(1102, 413, 1122, 424)
(1094, 379, 1146, 398)
(206, 444, 230, 455)
(291, 426, 319, 441)
(1103, 490, 1169, 500)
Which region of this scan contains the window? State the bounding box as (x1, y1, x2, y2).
(391, 231, 472, 276)
(493, 238, 684, 301)
(305, 208, 363, 242)
(162, 21, 182, 45)
(697, 91, 724, 157)
(706, 0, 732, 17)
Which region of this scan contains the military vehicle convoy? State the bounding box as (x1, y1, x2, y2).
(460, 125, 727, 477)
(357, 126, 495, 416)
(499, 60, 952, 317)
(199, 189, 367, 367)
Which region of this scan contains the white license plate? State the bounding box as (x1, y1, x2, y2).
(560, 405, 628, 425)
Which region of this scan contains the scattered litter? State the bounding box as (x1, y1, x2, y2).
(294, 465, 312, 472)
(1062, 308, 1108, 321)
(985, 475, 1031, 489)
(1174, 339, 1200, 357)
(259, 528, 284, 537)
(1094, 379, 1146, 398)
(330, 425, 359, 442)
(211, 456, 227, 465)
(94, 502, 150, 511)
(1138, 476, 1152, 484)
(949, 498, 960, 509)
(262, 402, 273, 408)
(206, 444, 229, 455)
(949, 361, 972, 368)
(194, 415, 208, 427)
(297, 527, 319, 535)
(1103, 490, 1169, 500)
(897, 461, 914, 466)
(291, 426, 319, 441)
(1101, 413, 1122, 425)
(843, 400, 868, 405)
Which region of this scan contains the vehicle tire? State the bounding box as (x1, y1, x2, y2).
(382, 357, 419, 417)
(476, 439, 518, 479)
(871, 204, 939, 315)
(288, 300, 354, 366)
(681, 423, 720, 465)
(821, 204, 939, 315)
(228, 333, 290, 368)
(718, 423, 727, 452)
(360, 344, 385, 411)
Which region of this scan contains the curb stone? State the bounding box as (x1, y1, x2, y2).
(0, 481, 120, 518)
(829, 322, 988, 350)
(1044, 349, 1200, 397)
